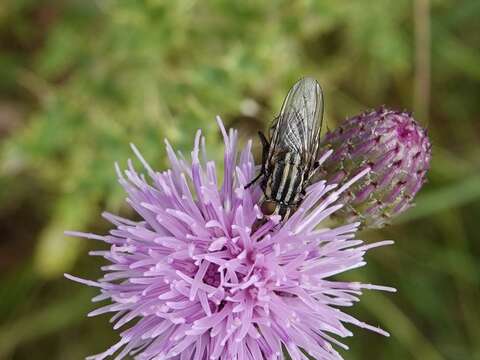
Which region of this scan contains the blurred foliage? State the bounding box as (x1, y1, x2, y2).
(0, 0, 479, 359)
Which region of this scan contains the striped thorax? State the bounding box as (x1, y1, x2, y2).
(263, 151, 308, 218)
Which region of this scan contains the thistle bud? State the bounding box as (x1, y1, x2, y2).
(317, 107, 431, 228)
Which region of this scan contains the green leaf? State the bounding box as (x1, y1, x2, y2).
(34, 193, 97, 278)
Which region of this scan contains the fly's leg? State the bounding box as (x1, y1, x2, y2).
(258, 131, 269, 166)
(244, 172, 262, 189)
(304, 159, 325, 187)
(245, 131, 270, 189)
(307, 162, 321, 181)
(296, 161, 324, 203)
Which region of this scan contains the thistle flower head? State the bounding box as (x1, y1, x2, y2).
(66, 117, 394, 360)
(316, 107, 431, 228)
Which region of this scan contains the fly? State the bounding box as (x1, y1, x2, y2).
(246, 77, 324, 219)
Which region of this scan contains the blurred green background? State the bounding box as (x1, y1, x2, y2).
(0, 0, 479, 359)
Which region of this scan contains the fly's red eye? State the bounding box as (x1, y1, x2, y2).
(261, 201, 277, 216)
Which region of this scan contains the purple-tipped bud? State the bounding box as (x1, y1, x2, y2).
(317, 107, 431, 228)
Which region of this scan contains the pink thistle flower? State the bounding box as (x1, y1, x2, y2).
(316, 107, 431, 228)
(66, 117, 395, 360)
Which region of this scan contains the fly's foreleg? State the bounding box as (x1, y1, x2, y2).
(245, 172, 262, 189)
(245, 131, 270, 189)
(305, 158, 325, 187)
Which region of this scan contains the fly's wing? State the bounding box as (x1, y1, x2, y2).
(270, 77, 324, 157)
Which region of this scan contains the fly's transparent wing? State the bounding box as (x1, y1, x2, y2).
(270, 77, 324, 155)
